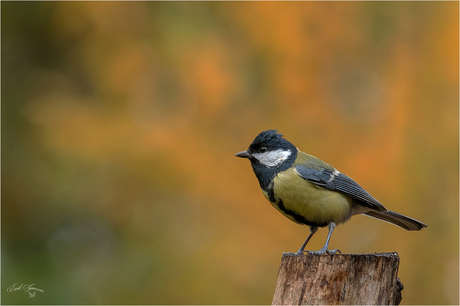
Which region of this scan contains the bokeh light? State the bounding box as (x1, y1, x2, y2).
(2, 2, 458, 304)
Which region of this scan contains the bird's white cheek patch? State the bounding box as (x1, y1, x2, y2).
(253, 149, 292, 167)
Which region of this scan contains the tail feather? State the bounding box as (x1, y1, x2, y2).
(364, 210, 427, 231)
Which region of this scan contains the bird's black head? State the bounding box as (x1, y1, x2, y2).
(235, 130, 297, 190)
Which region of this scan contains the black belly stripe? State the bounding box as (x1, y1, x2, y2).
(267, 186, 328, 228)
(277, 199, 328, 227)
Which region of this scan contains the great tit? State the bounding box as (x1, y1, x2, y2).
(235, 130, 427, 255)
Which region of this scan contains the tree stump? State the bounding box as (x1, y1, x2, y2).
(272, 253, 403, 305)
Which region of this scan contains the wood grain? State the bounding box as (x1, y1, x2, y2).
(272, 253, 402, 305)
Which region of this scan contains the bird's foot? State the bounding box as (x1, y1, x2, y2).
(282, 248, 341, 256)
(326, 248, 341, 254)
(282, 251, 303, 256)
(307, 248, 341, 255)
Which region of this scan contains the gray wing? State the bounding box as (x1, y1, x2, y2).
(295, 165, 387, 212)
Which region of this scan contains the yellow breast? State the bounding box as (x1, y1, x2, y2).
(264, 168, 353, 226)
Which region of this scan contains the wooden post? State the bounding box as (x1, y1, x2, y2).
(272, 253, 403, 305)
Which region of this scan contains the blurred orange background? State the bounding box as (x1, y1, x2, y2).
(2, 2, 458, 304)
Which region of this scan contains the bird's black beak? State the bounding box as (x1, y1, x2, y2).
(235, 150, 251, 159)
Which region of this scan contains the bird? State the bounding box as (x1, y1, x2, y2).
(235, 129, 427, 255)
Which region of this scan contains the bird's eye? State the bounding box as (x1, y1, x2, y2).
(259, 147, 267, 153)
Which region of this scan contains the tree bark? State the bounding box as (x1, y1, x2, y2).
(272, 253, 402, 305)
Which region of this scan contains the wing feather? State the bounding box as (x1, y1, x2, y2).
(296, 166, 386, 211)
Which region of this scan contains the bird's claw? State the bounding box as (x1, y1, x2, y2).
(283, 249, 341, 256)
(282, 251, 303, 256)
(306, 248, 341, 255)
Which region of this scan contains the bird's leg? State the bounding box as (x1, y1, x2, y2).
(283, 226, 318, 256)
(308, 222, 341, 255)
